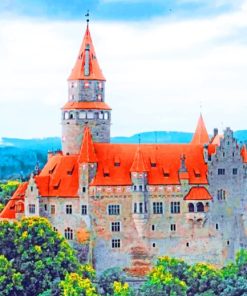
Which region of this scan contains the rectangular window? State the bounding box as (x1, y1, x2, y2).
(134, 203, 137, 213)
(29, 204, 35, 214)
(151, 225, 155, 231)
(233, 168, 238, 175)
(170, 224, 176, 231)
(108, 205, 120, 215)
(82, 187, 86, 193)
(51, 205, 55, 215)
(81, 205, 87, 215)
(111, 222, 120, 232)
(153, 202, 163, 214)
(66, 205, 72, 214)
(112, 239, 121, 248)
(139, 202, 143, 214)
(44, 204, 48, 211)
(218, 168, 225, 175)
(171, 202, 180, 214)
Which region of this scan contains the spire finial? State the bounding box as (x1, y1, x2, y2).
(85, 10, 90, 26)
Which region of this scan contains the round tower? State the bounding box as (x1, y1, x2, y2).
(62, 23, 111, 155)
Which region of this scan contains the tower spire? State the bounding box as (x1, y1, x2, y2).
(191, 114, 210, 145)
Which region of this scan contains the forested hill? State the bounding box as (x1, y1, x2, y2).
(1, 130, 247, 180)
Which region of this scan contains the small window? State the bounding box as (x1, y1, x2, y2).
(188, 203, 194, 213)
(29, 204, 35, 214)
(104, 112, 109, 120)
(81, 205, 87, 215)
(64, 228, 73, 240)
(153, 202, 163, 214)
(233, 168, 238, 175)
(151, 225, 155, 231)
(227, 240, 230, 246)
(51, 205, 55, 215)
(170, 224, 176, 231)
(64, 112, 69, 120)
(69, 112, 74, 119)
(99, 111, 104, 119)
(112, 239, 120, 248)
(66, 205, 72, 214)
(30, 186, 33, 192)
(171, 202, 180, 214)
(139, 202, 143, 214)
(152, 243, 156, 248)
(79, 111, 86, 119)
(217, 189, 226, 200)
(151, 162, 156, 168)
(216, 223, 219, 230)
(87, 111, 94, 119)
(197, 202, 204, 212)
(44, 204, 48, 211)
(108, 205, 120, 215)
(186, 242, 189, 247)
(97, 94, 102, 101)
(218, 168, 225, 175)
(134, 203, 137, 213)
(111, 222, 120, 232)
(82, 187, 86, 193)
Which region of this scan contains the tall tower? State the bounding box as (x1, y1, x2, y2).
(62, 22, 111, 155)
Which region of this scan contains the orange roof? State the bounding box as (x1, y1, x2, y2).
(62, 101, 111, 110)
(91, 144, 208, 186)
(191, 114, 210, 145)
(211, 134, 223, 146)
(0, 182, 28, 219)
(78, 127, 97, 163)
(68, 25, 105, 81)
(184, 187, 212, 201)
(241, 145, 247, 163)
(38, 154, 79, 197)
(130, 147, 149, 172)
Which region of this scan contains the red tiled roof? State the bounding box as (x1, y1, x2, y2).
(184, 187, 212, 201)
(62, 102, 111, 110)
(38, 154, 79, 197)
(91, 143, 208, 186)
(0, 182, 28, 219)
(191, 114, 210, 145)
(241, 145, 247, 163)
(211, 134, 223, 146)
(78, 127, 97, 163)
(130, 147, 149, 172)
(68, 25, 105, 81)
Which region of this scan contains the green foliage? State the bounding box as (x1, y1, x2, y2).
(0, 180, 20, 205)
(59, 273, 98, 296)
(0, 255, 23, 295)
(98, 267, 126, 295)
(0, 217, 83, 296)
(113, 281, 133, 296)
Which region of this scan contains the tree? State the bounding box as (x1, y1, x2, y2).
(113, 282, 133, 296)
(0, 180, 20, 205)
(0, 217, 82, 296)
(59, 273, 98, 296)
(0, 255, 23, 296)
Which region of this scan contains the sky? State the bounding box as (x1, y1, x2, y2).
(0, 0, 247, 138)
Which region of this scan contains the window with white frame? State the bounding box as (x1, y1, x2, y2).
(108, 205, 120, 215)
(170, 224, 176, 231)
(112, 239, 120, 248)
(171, 202, 180, 214)
(64, 228, 73, 240)
(153, 202, 163, 214)
(29, 204, 35, 214)
(51, 205, 55, 215)
(66, 205, 72, 214)
(111, 222, 120, 232)
(81, 205, 87, 215)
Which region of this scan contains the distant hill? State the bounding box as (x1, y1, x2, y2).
(1, 130, 247, 180)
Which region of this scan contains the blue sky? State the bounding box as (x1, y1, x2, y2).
(0, 0, 247, 139)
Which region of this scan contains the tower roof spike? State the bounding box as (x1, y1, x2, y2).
(191, 113, 210, 145)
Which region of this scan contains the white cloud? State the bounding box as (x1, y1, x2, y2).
(0, 3, 247, 138)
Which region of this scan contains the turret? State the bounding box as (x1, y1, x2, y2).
(62, 22, 111, 155)
(191, 114, 210, 145)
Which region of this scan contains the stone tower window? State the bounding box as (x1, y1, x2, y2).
(188, 203, 194, 213)
(216, 223, 219, 230)
(218, 168, 225, 175)
(196, 202, 204, 212)
(64, 228, 73, 240)
(233, 168, 238, 175)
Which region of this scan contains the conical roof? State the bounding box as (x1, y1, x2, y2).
(191, 114, 210, 145)
(78, 127, 97, 163)
(130, 147, 149, 172)
(68, 25, 105, 81)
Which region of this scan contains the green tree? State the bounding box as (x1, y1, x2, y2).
(59, 273, 98, 296)
(0, 180, 20, 205)
(113, 281, 133, 296)
(0, 255, 23, 296)
(98, 267, 126, 295)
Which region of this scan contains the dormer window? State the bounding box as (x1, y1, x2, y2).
(67, 166, 74, 176)
(163, 168, 170, 177)
(114, 156, 120, 167)
(194, 169, 201, 178)
(103, 167, 110, 177)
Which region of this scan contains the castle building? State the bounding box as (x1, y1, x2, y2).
(1, 22, 247, 276)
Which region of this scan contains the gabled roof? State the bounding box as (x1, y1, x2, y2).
(0, 182, 28, 219)
(130, 147, 149, 173)
(191, 114, 210, 145)
(184, 187, 212, 201)
(78, 127, 97, 163)
(68, 25, 105, 81)
(62, 102, 111, 110)
(241, 145, 247, 163)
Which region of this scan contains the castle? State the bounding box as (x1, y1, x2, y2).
(1, 22, 247, 276)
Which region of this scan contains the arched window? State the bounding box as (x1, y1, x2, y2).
(64, 228, 73, 240)
(188, 203, 194, 213)
(197, 202, 204, 212)
(69, 112, 74, 119)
